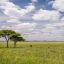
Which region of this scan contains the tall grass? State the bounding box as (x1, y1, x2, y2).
(0, 42, 64, 64)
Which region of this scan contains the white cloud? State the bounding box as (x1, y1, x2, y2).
(31, 0, 38, 3)
(41, 22, 64, 35)
(0, 14, 9, 22)
(32, 9, 60, 21)
(1, 25, 11, 29)
(0, 0, 35, 23)
(0, 0, 36, 34)
(0, 22, 37, 35)
(12, 22, 37, 31)
(61, 17, 64, 21)
(7, 19, 21, 24)
(52, 0, 64, 12)
(2, 2, 35, 19)
(48, 1, 54, 5)
(42, 26, 55, 33)
(0, 0, 64, 41)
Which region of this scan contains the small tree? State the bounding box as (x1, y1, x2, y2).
(0, 30, 18, 48)
(10, 34, 25, 48)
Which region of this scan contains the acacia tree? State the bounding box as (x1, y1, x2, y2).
(0, 30, 18, 48)
(10, 34, 25, 48)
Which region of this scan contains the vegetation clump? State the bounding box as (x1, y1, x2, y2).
(0, 30, 25, 48)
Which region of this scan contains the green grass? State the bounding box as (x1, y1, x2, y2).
(0, 42, 64, 64)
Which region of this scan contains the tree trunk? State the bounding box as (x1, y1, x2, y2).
(7, 40, 9, 48)
(14, 42, 16, 48)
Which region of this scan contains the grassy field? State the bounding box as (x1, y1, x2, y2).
(0, 42, 64, 64)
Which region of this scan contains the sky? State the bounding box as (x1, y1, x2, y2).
(0, 0, 64, 41)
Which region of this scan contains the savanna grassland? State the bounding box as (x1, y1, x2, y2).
(0, 41, 64, 64)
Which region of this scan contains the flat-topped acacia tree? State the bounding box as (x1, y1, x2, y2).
(10, 34, 25, 48)
(0, 30, 21, 48)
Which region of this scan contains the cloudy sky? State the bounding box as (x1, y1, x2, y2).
(0, 0, 64, 41)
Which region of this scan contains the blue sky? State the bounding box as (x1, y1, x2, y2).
(0, 0, 64, 41)
(10, 0, 53, 10)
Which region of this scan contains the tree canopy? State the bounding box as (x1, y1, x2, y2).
(10, 34, 25, 47)
(0, 30, 25, 48)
